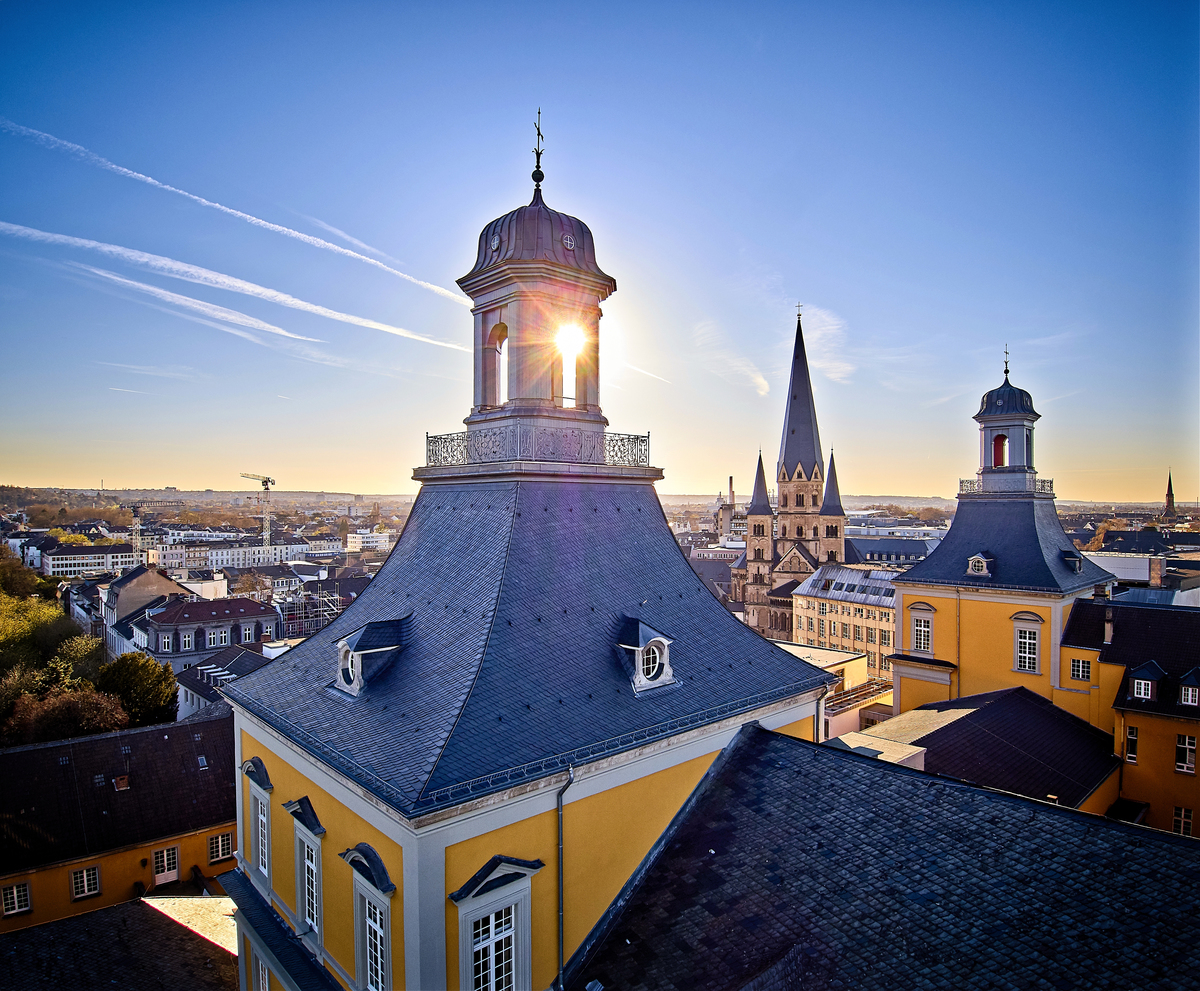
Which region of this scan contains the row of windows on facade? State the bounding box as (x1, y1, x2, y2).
(802, 601, 893, 621)
(797, 616, 893, 646)
(1131, 679, 1200, 706)
(245, 778, 524, 991)
(911, 616, 1042, 673)
(0, 832, 233, 919)
(751, 523, 839, 539)
(1125, 727, 1197, 774)
(158, 623, 275, 652)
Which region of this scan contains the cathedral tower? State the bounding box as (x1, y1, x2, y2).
(776, 313, 826, 560)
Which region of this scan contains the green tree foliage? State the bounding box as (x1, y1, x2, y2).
(4, 689, 128, 745)
(53, 634, 106, 683)
(95, 652, 178, 727)
(0, 593, 81, 673)
(47, 528, 92, 545)
(0, 547, 38, 598)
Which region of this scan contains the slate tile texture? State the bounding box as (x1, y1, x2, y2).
(567, 724, 1200, 991)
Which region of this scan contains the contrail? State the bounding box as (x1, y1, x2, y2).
(0, 221, 468, 351)
(0, 117, 471, 306)
(71, 264, 323, 341)
(625, 363, 672, 384)
(300, 214, 404, 265)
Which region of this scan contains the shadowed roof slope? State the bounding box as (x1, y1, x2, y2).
(226, 480, 833, 816)
(776, 314, 823, 480)
(818, 451, 843, 516)
(745, 455, 773, 516)
(566, 724, 1200, 991)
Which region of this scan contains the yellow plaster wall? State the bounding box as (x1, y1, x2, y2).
(0, 824, 234, 934)
(775, 714, 814, 741)
(241, 729, 402, 991)
(1117, 714, 1200, 833)
(444, 750, 718, 991)
(897, 674, 950, 713)
(1078, 766, 1120, 815)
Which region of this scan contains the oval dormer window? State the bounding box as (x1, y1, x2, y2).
(341, 649, 356, 686)
(642, 643, 663, 681)
(970, 559, 987, 574)
(490, 234, 500, 251)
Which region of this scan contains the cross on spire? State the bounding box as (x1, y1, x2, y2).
(1004, 343, 1010, 376)
(532, 108, 545, 187)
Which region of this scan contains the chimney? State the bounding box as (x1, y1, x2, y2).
(1149, 556, 1164, 588)
(1104, 606, 1114, 646)
(728, 476, 734, 506)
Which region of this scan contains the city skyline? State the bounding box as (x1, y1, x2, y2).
(1, 3, 1195, 502)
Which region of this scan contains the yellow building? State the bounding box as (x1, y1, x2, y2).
(888, 368, 1114, 716)
(0, 708, 236, 934)
(220, 163, 835, 991)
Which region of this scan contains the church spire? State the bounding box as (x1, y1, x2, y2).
(746, 453, 773, 516)
(819, 450, 845, 516)
(777, 309, 824, 481)
(1165, 471, 1177, 518)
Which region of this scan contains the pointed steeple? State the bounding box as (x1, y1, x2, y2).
(1165, 471, 1177, 517)
(819, 450, 845, 516)
(776, 312, 824, 481)
(746, 453, 773, 516)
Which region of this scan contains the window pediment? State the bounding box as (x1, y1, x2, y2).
(282, 795, 326, 836)
(908, 601, 937, 613)
(1009, 611, 1044, 624)
(967, 553, 993, 577)
(340, 843, 395, 895)
(241, 756, 272, 792)
(448, 855, 545, 904)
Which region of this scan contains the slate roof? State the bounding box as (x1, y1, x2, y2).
(818, 452, 844, 516)
(1099, 529, 1172, 554)
(896, 493, 1113, 593)
(148, 597, 278, 626)
(845, 536, 940, 564)
(794, 565, 897, 606)
(226, 480, 834, 817)
(745, 455, 773, 516)
(43, 542, 135, 557)
(459, 185, 616, 294)
(0, 707, 234, 874)
(776, 314, 823, 481)
(974, 372, 1039, 420)
(566, 723, 1200, 991)
(846, 686, 1120, 807)
(1062, 599, 1200, 720)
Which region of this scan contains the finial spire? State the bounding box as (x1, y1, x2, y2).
(1004, 343, 1010, 377)
(532, 108, 545, 187)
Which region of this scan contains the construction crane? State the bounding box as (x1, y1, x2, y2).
(241, 473, 275, 548)
(118, 500, 185, 557)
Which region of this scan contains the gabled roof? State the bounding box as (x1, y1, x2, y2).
(745, 455, 773, 516)
(565, 724, 1200, 991)
(847, 686, 1119, 807)
(896, 495, 1113, 594)
(226, 480, 834, 817)
(776, 314, 823, 481)
(148, 597, 278, 626)
(818, 450, 844, 516)
(0, 707, 234, 873)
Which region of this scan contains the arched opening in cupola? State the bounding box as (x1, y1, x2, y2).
(993, 433, 1008, 467)
(482, 322, 509, 407)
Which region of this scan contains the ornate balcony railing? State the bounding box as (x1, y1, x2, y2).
(425, 429, 651, 468)
(959, 475, 1054, 495)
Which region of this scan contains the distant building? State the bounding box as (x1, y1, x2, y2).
(94, 565, 194, 660)
(0, 707, 236, 934)
(792, 564, 899, 677)
(345, 530, 397, 553)
(137, 597, 280, 673)
(176, 644, 274, 720)
(41, 543, 138, 578)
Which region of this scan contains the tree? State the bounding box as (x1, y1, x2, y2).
(48, 529, 92, 545)
(4, 689, 128, 745)
(53, 634, 106, 682)
(1084, 519, 1129, 552)
(95, 651, 178, 726)
(232, 572, 273, 600)
(0, 547, 38, 598)
(0, 593, 81, 672)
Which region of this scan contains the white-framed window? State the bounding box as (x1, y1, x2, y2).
(1174, 807, 1193, 836)
(1183, 686, 1199, 706)
(219, 629, 229, 646)
(1015, 629, 1039, 673)
(2, 881, 31, 915)
(292, 819, 322, 949)
(254, 952, 270, 991)
(912, 617, 931, 653)
(71, 865, 100, 899)
(352, 874, 392, 991)
(263, 621, 275, 640)
(1070, 657, 1091, 682)
(1133, 679, 1153, 699)
(455, 869, 535, 991)
(207, 630, 219, 648)
(473, 904, 516, 991)
(242, 624, 255, 643)
(248, 783, 271, 885)
(160, 634, 172, 652)
(818, 602, 827, 616)
(182, 632, 193, 650)
(209, 831, 234, 863)
(1177, 735, 1196, 774)
(866, 628, 876, 644)
(853, 625, 863, 641)
(153, 845, 180, 884)
(1126, 726, 1138, 764)
(880, 629, 891, 647)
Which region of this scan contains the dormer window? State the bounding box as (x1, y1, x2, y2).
(619, 619, 675, 693)
(1182, 686, 1198, 706)
(334, 616, 413, 698)
(641, 643, 664, 681)
(1133, 679, 1153, 700)
(967, 553, 992, 576)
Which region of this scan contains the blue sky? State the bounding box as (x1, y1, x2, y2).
(1, 1, 1195, 502)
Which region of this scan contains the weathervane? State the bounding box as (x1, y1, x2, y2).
(532, 108, 545, 187)
(796, 302, 803, 318)
(1004, 343, 1010, 376)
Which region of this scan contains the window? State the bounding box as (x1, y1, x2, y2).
(853, 607, 864, 618)
(1126, 726, 1138, 763)
(301, 839, 320, 935)
(1183, 686, 1199, 706)
(2, 882, 30, 916)
(1070, 658, 1091, 682)
(71, 865, 100, 899)
(912, 617, 931, 653)
(197, 755, 208, 769)
(880, 657, 892, 672)
(1174, 807, 1193, 836)
(867, 628, 876, 644)
(252, 789, 271, 879)
(207, 631, 219, 648)
(182, 632, 193, 650)
(825, 525, 839, 538)
(472, 905, 515, 991)
(1133, 679, 1153, 699)
(840, 623, 850, 638)
(818, 619, 825, 636)
(853, 625, 863, 641)
(818, 602, 827, 616)
(1177, 735, 1196, 774)
(161, 634, 172, 652)
(880, 629, 891, 647)
(254, 954, 270, 991)
(219, 629, 229, 646)
(807, 617, 814, 632)
(867, 652, 876, 667)
(242, 624, 255, 643)
(93, 774, 105, 787)
(1016, 629, 1038, 672)
(209, 831, 233, 863)
(153, 845, 180, 884)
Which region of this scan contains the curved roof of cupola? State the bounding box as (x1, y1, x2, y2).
(459, 186, 617, 295)
(975, 374, 1040, 421)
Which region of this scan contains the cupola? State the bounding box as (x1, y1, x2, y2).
(970, 358, 1044, 494)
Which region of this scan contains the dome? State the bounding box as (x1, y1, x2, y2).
(975, 374, 1039, 421)
(459, 186, 616, 295)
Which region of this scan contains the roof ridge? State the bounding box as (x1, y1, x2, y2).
(416, 484, 524, 803)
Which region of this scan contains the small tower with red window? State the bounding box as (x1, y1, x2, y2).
(973, 363, 1041, 493)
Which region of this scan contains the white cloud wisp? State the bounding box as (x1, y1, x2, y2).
(692, 321, 770, 396)
(0, 117, 470, 306)
(799, 305, 856, 384)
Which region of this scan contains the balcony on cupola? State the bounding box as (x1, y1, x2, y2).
(417, 167, 659, 482)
